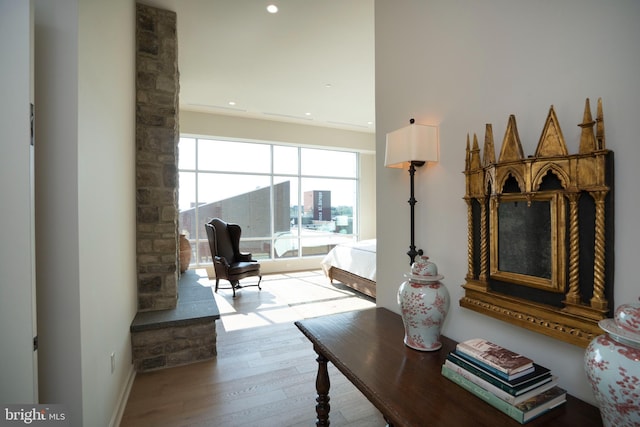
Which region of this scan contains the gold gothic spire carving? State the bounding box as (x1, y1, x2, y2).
(461, 98, 614, 348)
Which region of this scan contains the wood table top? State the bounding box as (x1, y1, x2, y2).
(295, 307, 602, 427)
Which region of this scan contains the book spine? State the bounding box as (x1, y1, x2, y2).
(447, 354, 518, 394)
(444, 360, 518, 404)
(441, 365, 525, 423)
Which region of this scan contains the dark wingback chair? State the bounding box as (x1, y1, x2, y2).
(205, 218, 262, 297)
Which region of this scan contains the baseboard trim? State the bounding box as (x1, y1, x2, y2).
(109, 364, 136, 427)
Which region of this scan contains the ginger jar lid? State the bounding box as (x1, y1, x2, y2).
(598, 299, 640, 347)
(404, 256, 444, 283)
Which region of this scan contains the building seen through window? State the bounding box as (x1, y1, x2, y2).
(178, 137, 359, 267)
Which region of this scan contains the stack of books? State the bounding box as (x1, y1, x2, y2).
(441, 338, 567, 424)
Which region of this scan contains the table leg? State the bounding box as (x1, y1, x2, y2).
(315, 351, 330, 427)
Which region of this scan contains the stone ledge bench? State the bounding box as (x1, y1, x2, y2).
(130, 270, 220, 372)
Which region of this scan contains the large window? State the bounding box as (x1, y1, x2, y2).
(178, 137, 359, 267)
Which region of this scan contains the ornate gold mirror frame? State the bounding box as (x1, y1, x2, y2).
(490, 192, 567, 292)
(461, 98, 614, 347)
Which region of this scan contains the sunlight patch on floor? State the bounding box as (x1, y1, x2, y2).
(203, 270, 376, 332)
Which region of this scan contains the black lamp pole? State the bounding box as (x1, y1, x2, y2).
(407, 160, 425, 265)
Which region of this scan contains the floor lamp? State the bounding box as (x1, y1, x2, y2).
(385, 119, 439, 265)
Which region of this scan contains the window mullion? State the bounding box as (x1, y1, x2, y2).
(179, 137, 360, 266)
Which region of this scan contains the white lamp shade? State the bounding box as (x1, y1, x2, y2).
(385, 123, 439, 168)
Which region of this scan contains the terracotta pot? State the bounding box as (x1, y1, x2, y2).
(179, 234, 192, 273)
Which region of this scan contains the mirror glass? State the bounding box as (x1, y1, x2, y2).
(497, 199, 551, 279)
(490, 193, 565, 292)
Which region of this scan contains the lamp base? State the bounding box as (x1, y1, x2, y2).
(407, 247, 424, 266)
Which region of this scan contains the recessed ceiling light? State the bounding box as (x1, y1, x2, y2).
(305, 112, 312, 116)
(267, 4, 278, 13)
(228, 101, 236, 106)
(325, 83, 332, 88)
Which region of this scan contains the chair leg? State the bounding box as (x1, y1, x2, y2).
(215, 278, 220, 293)
(231, 280, 239, 298)
(238, 277, 262, 292)
(219, 278, 260, 298)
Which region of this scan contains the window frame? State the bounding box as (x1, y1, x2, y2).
(178, 135, 361, 267)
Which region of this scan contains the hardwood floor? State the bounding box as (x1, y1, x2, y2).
(120, 270, 386, 427)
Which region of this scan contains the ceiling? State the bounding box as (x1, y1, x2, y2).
(140, 0, 375, 133)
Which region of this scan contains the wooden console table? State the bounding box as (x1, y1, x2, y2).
(295, 308, 602, 427)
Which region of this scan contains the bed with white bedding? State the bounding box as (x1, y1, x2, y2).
(321, 239, 376, 298)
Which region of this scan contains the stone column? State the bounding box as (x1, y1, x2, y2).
(135, 4, 179, 311)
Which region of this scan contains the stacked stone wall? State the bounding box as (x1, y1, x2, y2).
(131, 319, 217, 372)
(131, 4, 217, 373)
(135, 3, 179, 311)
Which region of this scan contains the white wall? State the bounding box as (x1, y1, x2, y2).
(181, 110, 375, 153)
(181, 110, 377, 273)
(77, 1, 137, 426)
(0, 0, 37, 403)
(34, 1, 83, 420)
(375, 0, 640, 405)
(34, 0, 136, 425)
